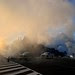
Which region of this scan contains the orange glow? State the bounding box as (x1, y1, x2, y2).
(0, 38, 6, 49)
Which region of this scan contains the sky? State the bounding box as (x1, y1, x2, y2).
(69, 0, 75, 5)
(0, 0, 75, 45)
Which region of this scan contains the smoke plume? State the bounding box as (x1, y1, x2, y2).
(0, 0, 75, 56)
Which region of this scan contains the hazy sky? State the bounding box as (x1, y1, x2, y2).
(69, 0, 75, 5)
(0, 0, 75, 45)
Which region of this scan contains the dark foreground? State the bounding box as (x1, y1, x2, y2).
(12, 57, 75, 75)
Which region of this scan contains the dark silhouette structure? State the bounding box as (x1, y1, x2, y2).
(44, 47, 67, 57)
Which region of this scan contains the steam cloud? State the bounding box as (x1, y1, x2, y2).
(0, 0, 75, 56)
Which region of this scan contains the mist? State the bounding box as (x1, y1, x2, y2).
(0, 0, 75, 56)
